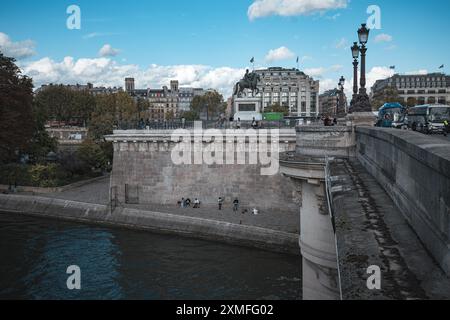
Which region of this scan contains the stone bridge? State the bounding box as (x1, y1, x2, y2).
(105, 121, 450, 300)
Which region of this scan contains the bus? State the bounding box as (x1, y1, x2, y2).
(375, 103, 407, 129)
(407, 104, 450, 134)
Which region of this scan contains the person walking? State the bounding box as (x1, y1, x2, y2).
(218, 197, 224, 211)
(233, 198, 239, 213)
(444, 119, 449, 137)
(236, 118, 241, 129)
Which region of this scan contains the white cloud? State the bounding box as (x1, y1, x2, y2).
(248, 0, 348, 20)
(366, 66, 396, 89)
(21, 56, 245, 98)
(99, 44, 120, 57)
(335, 37, 348, 49)
(374, 33, 393, 43)
(304, 64, 343, 78)
(0, 32, 36, 59)
(265, 46, 295, 62)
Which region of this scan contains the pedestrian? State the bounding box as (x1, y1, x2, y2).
(181, 198, 185, 208)
(333, 118, 338, 126)
(252, 208, 259, 215)
(444, 119, 449, 137)
(194, 198, 200, 208)
(251, 117, 257, 129)
(236, 118, 241, 129)
(233, 198, 239, 212)
(218, 197, 223, 210)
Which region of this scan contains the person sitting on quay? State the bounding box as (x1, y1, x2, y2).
(193, 198, 201, 208)
(185, 198, 191, 208)
(180, 198, 186, 208)
(252, 208, 259, 215)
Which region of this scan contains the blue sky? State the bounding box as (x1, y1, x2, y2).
(1, 0, 449, 97)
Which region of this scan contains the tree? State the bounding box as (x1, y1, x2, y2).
(191, 91, 226, 121)
(26, 99, 58, 163)
(264, 103, 289, 116)
(0, 52, 35, 164)
(34, 85, 76, 123)
(371, 85, 402, 111)
(180, 110, 199, 121)
(78, 139, 110, 172)
(406, 97, 418, 108)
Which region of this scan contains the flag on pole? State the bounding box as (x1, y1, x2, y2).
(439, 64, 444, 69)
(296, 56, 299, 63)
(250, 57, 254, 63)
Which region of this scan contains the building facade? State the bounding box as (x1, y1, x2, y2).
(319, 89, 339, 116)
(319, 89, 348, 116)
(247, 67, 320, 118)
(371, 73, 450, 106)
(125, 78, 205, 120)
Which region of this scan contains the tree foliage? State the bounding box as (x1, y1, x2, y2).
(191, 91, 226, 120)
(371, 86, 403, 110)
(0, 52, 35, 163)
(264, 103, 289, 116)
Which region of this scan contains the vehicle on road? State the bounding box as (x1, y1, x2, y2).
(407, 104, 450, 134)
(375, 103, 407, 129)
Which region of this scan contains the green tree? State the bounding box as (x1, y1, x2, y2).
(406, 97, 418, 108)
(264, 103, 289, 116)
(34, 85, 76, 123)
(0, 52, 35, 164)
(191, 91, 226, 121)
(371, 86, 402, 111)
(78, 139, 110, 172)
(180, 110, 199, 121)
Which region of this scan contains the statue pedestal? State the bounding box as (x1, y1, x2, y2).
(233, 96, 262, 121)
(346, 112, 376, 127)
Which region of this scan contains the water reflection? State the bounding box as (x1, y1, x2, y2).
(0, 212, 301, 300)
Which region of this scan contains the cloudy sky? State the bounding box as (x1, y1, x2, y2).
(1, 0, 449, 97)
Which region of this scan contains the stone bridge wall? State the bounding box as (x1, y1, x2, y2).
(356, 127, 450, 274)
(107, 129, 299, 212)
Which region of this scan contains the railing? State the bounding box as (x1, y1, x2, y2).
(324, 156, 343, 301)
(114, 119, 299, 130)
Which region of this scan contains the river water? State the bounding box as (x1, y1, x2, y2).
(0, 212, 301, 300)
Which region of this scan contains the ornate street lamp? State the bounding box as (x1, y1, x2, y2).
(358, 23, 369, 94)
(337, 76, 346, 118)
(351, 23, 372, 113)
(350, 42, 360, 106)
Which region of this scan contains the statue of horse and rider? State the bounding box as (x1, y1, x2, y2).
(233, 69, 261, 97)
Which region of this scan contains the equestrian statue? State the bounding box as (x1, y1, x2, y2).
(233, 69, 261, 97)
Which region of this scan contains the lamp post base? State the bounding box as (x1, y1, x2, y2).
(349, 93, 372, 114)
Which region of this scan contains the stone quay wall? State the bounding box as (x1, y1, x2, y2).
(0, 194, 299, 255)
(105, 129, 299, 213)
(356, 127, 450, 275)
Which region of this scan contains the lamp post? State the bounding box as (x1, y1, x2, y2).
(350, 23, 372, 113)
(350, 42, 360, 107)
(337, 76, 346, 118)
(358, 23, 369, 95)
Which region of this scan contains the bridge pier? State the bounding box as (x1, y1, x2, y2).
(280, 153, 341, 300)
(300, 179, 339, 300)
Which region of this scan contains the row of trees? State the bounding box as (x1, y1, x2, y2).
(181, 91, 227, 121)
(370, 86, 425, 110)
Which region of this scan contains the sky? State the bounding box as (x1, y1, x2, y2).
(1, 0, 449, 97)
